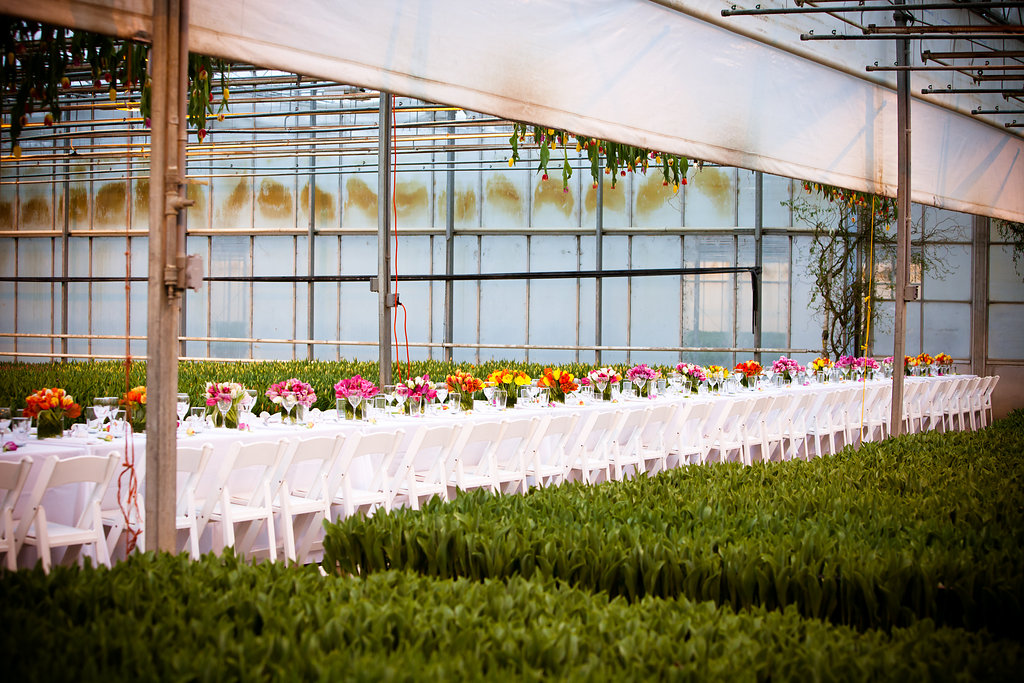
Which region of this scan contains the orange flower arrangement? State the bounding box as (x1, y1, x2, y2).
(934, 353, 952, 365)
(24, 387, 81, 420)
(120, 385, 147, 408)
(538, 367, 580, 402)
(446, 370, 483, 395)
(916, 352, 933, 366)
(734, 360, 762, 377)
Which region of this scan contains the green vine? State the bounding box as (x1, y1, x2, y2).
(1, 18, 229, 153)
(996, 219, 1024, 279)
(508, 123, 690, 193)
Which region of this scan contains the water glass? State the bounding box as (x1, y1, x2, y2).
(407, 394, 423, 416)
(188, 406, 208, 433)
(492, 388, 507, 410)
(85, 406, 104, 433)
(621, 380, 633, 399)
(10, 417, 30, 445)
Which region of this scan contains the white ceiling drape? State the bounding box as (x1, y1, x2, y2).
(8, 0, 1024, 222)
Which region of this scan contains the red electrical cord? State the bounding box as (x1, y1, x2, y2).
(390, 95, 411, 380)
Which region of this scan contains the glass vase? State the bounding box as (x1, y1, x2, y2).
(207, 401, 240, 429)
(37, 409, 64, 439)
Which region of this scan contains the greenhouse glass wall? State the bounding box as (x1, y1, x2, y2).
(2, 73, 1023, 413)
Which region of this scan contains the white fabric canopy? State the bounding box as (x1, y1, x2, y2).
(8, 0, 1024, 222)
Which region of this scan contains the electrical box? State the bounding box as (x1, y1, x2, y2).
(903, 284, 921, 301)
(183, 254, 204, 291)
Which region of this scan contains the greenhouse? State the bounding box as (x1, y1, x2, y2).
(1, 1, 1023, 680)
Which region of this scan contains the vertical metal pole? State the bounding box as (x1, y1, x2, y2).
(307, 94, 317, 360)
(595, 179, 604, 366)
(61, 138, 70, 361)
(443, 110, 456, 363)
(753, 171, 763, 363)
(145, 0, 187, 551)
(377, 93, 393, 386)
(890, 3, 911, 437)
(971, 215, 989, 377)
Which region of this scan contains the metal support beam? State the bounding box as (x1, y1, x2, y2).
(595, 179, 604, 367)
(377, 93, 394, 386)
(306, 92, 317, 361)
(753, 172, 763, 364)
(891, 3, 912, 437)
(971, 215, 990, 377)
(923, 50, 1024, 60)
(145, 0, 189, 552)
(443, 110, 456, 364)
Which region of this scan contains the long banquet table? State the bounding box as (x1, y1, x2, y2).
(2, 374, 991, 567)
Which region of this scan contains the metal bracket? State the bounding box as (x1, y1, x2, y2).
(903, 284, 921, 301)
(181, 254, 204, 291)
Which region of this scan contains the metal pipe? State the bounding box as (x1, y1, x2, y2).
(972, 108, 1024, 113)
(377, 93, 393, 386)
(444, 110, 456, 364)
(868, 64, 1024, 71)
(923, 49, 1024, 59)
(724, 2, 1024, 15)
(753, 171, 763, 363)
(891, 2, 912, 437)
(306, 94, 317, 361)
(803, 32, 1024, 39)
(595, 178, 604, 366)
(922, 87, 1024, 94)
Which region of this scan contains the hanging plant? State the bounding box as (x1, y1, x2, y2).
(508, 122, 690, 194)
(1, 18, 230, 152)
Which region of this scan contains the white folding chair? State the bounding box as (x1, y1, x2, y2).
(18, 453, 119, 573)
(707, 396, 758, 465)
(980, 375, 999, 428)
(946, 376, 974, 432)
(567, 410, 619, 484)
(637, 402, 679, 475)
(0, 457, 31, 570)
(757, 395, 789, 462)
(525, 413, 579, 488)
(607, 407, 650, 480)
(784, 391, 818, 461)
(923, 379, 958, 434)
(902, 380, 931, 435)
(858, 384, 891, 444)
(197, 439, 292, 562)
(490, 416, 540, 494)
(392, 424, 459, 510)
(671, 400, 720, 467)
(803, 390, 839, 457)
(173, 443, 213, 559)
(264, 435, 344, 565)
(328, 429, 406, 519)
(448, 418, 509, 496)
(956, 376, 983, 431)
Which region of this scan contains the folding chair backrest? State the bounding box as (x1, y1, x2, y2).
(176, 443, 213, 516)
(640, 403, 679, 450)
(21, 453, 119, 536)
(336, 429, 406, 494)
(451, 419, 507, 473)
(531, 413, 580, 470)
(611, 408, 648, 452)
(210, 439, 291, 513)
(0, 457, 31, 516)
(277, 435, 343, 502)
(494, 417, 541, 470)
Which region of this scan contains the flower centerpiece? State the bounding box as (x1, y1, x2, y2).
(334, 376, 378, 420)
(856, 357, 880, 378)
(770, 356, 804, 383)
(446, 371, 484, 411)
(205, 381, 247, 428)
(809, 357, 833, 379)
(538, 367, 579, 403)
(734, 360, 762, 388)
(25, 387, 81, 439)
(266, 378, 317, 423)
(881, 356, 894, 377)
(934, 352, 953, 375)
(585, 367, 622, 401)
(705, 365, 729, 379)
(625, 364, 658, 397)
(486, 369, 531, 407)
(834, 355, 856, 379)
(120, 385, 147, 433)
(401, 374, 438, 413)
(675, 363, 706, 391)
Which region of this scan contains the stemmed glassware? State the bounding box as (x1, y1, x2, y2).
(482, 382, 496, 408)
(281, 394, 298, 423)
(434, 382, 449, 407)
(594, 378, 609, 400)
(216, 396, 233, 426)
(347, 392, 364, 421)
(93, 396, 118, 428)
(176, 393, 190, 425)
(0, 407, 10, 439)
(667, 373, 682, 395)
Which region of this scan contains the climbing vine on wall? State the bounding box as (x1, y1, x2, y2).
(996, 219, 1024, 280)
(507, 122, 691, 193)
(1, 18, 229, 153)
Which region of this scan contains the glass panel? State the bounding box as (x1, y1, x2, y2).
(922, 244, 970, 301)
(988, 304, 1024, 360)
(632, 170, 681, 229)
(529, 235, 582, 365)
(452, 235, 480, 364)
(530, 170, 578, 229)
(208, 236, 251, 359)
(482, 170, 529, 229)
(762, 175, 793, 229)
(921, 302, 970, 359)
(479, 235, 527, 362)
(990, 245, 1024, 303)
(684, 167, 735, 229)
(682, 235, 735, 365)
(582, 176, 628, 230)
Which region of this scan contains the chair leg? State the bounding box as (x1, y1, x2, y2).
(35, 507, 51, 574)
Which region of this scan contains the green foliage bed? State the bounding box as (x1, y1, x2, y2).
(323, 412, 1024, 637)
(1, 554, 1019, 682)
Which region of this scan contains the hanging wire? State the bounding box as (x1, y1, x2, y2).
(860, 196, 877, 433)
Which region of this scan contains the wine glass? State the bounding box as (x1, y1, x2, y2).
(634, 377, 648, 397)
(667, 373, 682, 395)
(434, 382, 449, 406)
(0, 407, 10, 438)
(176, 393, 190, 424)
(217, 397, 233, 426)
(93, 396, 118, 426)
(594, 378, 608, 400)
(482, 382, 496, 406)
(281, 394, 298, 422)
(394, 385, 409, 413)
(733, 371, 745, 391)
(347, 392, 364, 421)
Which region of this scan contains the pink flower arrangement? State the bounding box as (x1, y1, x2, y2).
(626, 364, 658, 382)
(205, 381, 244, 406)
(399, 374, 437, 400)
(265, 378, 317, 408)
(835, 355, 856, 369)
(586, 367, 622, 386)
(675, 362, 707, 383)
(857, 357, 880, 370)
(770, 356, 805, 375)
(335, 375, 379, 400)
